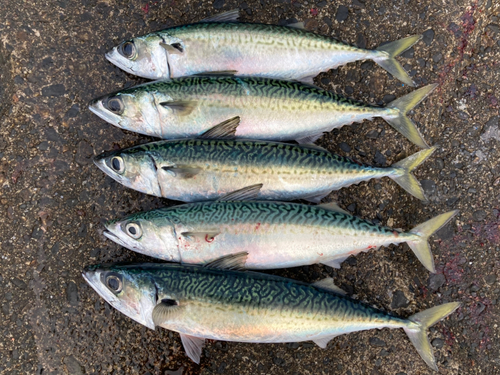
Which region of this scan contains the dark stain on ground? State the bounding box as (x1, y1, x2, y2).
(0, 0, 499, 374)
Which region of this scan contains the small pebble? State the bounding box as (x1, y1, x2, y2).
(339, 142, 351, 152)
(432, 338, 445, 349)
(423, 29, 435, 45)
(336, 5, 349, 22)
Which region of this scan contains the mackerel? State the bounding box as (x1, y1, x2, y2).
(89, 76, 436, 148)
(94, 130, 436, 202)
(83, 257, 460, 370)
(105, 9, 420, 86)
(104, 188, 458, 272)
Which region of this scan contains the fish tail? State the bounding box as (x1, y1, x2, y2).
(382, 83, 437, 148)
(403, 302, 461, 371)
(373, 35, 422, 86)
(406, 210, 459, 273)
(389, 147, 436, 200)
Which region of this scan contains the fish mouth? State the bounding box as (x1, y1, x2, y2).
(88, 97, 122, 127)
(92, 153, 125, 184)
(82, 268, 119, 305)
(103, 229, 128, 248)
(105, 50, 136, 75)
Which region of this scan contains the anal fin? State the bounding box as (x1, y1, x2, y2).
(303, 191, 331, 204)
(313, 334, 341, 349)
(321, 256, 349, 269)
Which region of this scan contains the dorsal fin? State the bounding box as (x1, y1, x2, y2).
(296, 133, 324, 144)
(312, 278, 346, 295)
(300, 143, 329, 152)
(287, 21, 305, 29)
(199, 116, 240, 139)
(204, 252, 248, 270)
(192, 70, 237, 77)
(159, 100, 196, 116)
(217, 184, 263, 201)
(318, 202, 349, 214)
(200, 9, 240, 23)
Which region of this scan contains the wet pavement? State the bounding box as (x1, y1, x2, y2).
(0, 0, 499, 374)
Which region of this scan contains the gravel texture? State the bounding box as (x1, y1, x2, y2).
(0, 0, 499, 374)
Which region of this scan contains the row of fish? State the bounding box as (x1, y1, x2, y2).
(84, 9, 459, 371)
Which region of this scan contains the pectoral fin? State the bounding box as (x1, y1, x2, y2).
(160, 42, 184, 55)
(204, 252, 248, 270)
(199, 116, 240, 139)
(159, 100, 197, 116)
(217, 184, 263, 201)
(180, 334, 206, 364)
(161, 165, 201, 179)
(152, 299, 183, 326)
(312, 278, 346, 295)
(181, 231, 220, 242)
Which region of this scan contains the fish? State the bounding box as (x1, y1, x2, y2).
(83, 255, 460, 370)
(105, 9, 420, 86)
(88, 76, 436, 148)
(103, 185, 458, 273)
(93, 121, 436, 202)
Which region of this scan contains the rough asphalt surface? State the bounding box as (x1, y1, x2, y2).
(0, 0, 499, 374)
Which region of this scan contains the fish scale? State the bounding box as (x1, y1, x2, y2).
(95, 138, 409, 203)
(89, 75, 435, 147)
(162, 23, 362, 79)
(106, 200, 416, 269)
(105, 199, 457, 273)
(83, 262, 459, 370)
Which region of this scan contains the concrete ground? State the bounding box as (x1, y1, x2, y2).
(0, 0, 499, 374)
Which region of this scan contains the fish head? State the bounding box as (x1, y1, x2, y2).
(105, 35, 170, 80)
(93, 148, 162, 196)
(83, 264, 157, 329)
(104, 213, 180, 262)
(89, 88, 164, 137)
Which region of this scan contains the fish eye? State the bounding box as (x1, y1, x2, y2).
(109, 156, 124, 174)
(125, 222, 142, 239)
(105, 273, 123, 293)
(120, 41, 137, 59)
(104, 96, 124, 114)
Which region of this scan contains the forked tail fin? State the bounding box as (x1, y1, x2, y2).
(403, 302, 461, 371)
(406, 210, 459, 273)
(382, 83, 437, 148)
(373, 35, 422, 86)
(389, 147, 436, 200)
